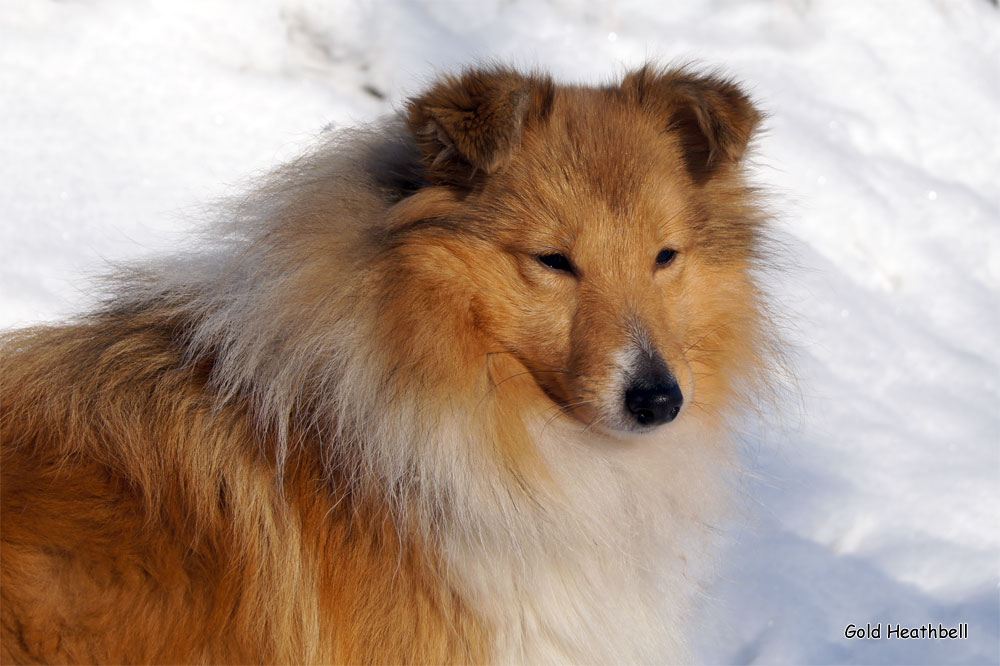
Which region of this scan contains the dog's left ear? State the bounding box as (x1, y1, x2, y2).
(623, 66, 762, 183)
(407, 67, 554, 186)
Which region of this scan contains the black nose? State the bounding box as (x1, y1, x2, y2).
(625, 377, 683, 427)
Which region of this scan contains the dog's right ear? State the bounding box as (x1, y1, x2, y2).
(622, 65, 762, 185)
(407, 67, 554, 186)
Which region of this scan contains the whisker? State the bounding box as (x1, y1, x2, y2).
(686, 345, 723, 355)
(474, 366, 577, 413)
(582, 413, 610, 435)
(484, 349, 578, 375)
(683, 324, 729, 354)
(541, 397, 596, 433)
(492, 369, 575, 390)
(687, 399, 715, 414)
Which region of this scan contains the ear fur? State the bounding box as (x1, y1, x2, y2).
(622, 65, 762, 183)
(406, 66, 554, 185)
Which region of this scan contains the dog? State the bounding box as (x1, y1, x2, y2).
(1, 64, 775, 664)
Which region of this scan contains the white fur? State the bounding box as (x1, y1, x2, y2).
(443, 412, 733, 664)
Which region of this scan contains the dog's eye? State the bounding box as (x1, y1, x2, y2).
(656, 249, 677, 267)
(537, 253, 575, 274)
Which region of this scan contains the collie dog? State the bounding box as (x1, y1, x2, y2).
(1, 65, 775, 664)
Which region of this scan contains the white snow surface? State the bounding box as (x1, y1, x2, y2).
(1, 1, 997, 664)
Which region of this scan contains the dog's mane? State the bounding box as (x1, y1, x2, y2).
(105, 119, 426, 490)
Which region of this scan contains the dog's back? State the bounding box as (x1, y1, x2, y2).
(1, 318, 490, 663)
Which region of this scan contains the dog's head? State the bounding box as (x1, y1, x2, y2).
(388, 65, 766, 437)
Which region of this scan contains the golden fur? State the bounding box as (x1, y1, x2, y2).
(1, 65, 776, 664)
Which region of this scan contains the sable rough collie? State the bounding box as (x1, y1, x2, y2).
(1, 65, 775, 664)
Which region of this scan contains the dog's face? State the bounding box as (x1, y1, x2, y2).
(396, 66, 764, 437)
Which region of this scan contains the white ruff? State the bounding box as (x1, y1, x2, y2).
(433, 412, 733, 665)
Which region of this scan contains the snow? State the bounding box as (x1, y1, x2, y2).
(1, 1, 997, 663)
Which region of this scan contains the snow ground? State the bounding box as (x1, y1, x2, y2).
(1, 1, 997, 663)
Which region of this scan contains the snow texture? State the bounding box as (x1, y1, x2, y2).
(1, 1, 997, 664)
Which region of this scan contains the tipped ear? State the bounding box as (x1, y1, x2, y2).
(623, 66, 762, 183)
(406, 67, 554, 185)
